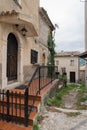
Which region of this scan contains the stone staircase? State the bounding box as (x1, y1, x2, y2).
(0, 79, 58, 130)
(0, 89, 41, 130)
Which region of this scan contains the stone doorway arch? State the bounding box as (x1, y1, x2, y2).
(7, 33, 18, 81)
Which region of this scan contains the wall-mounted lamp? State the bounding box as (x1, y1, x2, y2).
(15, 24, 19, 30)
(21, 27, 27, 36)
(43, 53, 45, 58)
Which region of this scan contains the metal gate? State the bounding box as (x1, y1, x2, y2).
(0, 89, 27, 125)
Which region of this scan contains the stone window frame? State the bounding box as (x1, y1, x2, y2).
(70, 59, 74, 66)
(61, 67, 66, 74)
(55, 60, 59, 66)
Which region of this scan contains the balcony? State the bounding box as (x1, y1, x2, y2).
(0, 10, 38, 37)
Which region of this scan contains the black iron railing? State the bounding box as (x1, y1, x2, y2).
(28, 66, 58, 94)
(0, 89, 26, 124)
(0, 66, 58, 127)
(24, 65, 58, 126)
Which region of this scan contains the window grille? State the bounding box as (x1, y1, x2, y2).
(31, 49, 38, 64)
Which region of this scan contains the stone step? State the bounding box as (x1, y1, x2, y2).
(0, 106, 37, 126)
(0, 121, 33, 130)
(0, 96, 40, 112)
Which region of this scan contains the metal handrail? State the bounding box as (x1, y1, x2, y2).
(24, 65, 58, 126)
(0, 66, 58, 127)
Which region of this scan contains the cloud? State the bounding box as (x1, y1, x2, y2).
(40, 0, 85, 52)
(55, 40, 84, 52)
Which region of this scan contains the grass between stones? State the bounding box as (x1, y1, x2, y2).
(65, 112, 81, 117)
(77, 83, 87, 110)
(47, 83, 86, 109)
(33, 123, 40, 130)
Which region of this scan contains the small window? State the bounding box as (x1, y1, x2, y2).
(55, 60, 59, 66)
(31, 49, 38, 64)
(70, 60, 74, 66)
(61, 67, 66, 74)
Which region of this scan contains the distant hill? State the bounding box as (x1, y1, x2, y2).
(80, 58, 85, 66)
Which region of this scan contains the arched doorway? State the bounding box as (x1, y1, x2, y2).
(7, 33, 18, 81)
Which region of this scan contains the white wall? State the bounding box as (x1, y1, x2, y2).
(55, 56, 79, 82)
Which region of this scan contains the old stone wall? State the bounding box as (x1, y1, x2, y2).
(23, 65, 38, 82)
(55, 56, 79, 82)
(0, 0, 39, 34)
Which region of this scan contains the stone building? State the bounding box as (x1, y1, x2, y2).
(80, 66, 85, 82)
(0, 0, 55, 89)
(55, 51, 80, 83)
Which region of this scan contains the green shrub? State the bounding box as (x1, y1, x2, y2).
(47, 83, 86, 108)
(47, 97, 56, 106)
(33, 123, 39, 130)
(55, 100, 61, 106)
(80, 96, 87, 102)
(56, 93, 62, 100)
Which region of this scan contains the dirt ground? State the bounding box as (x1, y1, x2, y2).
(62, 89, 78, 109)
(39, 87, 87, 130)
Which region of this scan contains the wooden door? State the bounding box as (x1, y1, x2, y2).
(70, 72, 75, 83)
(7, 33, 18, 81)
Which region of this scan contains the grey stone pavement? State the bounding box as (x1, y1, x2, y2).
(39, 107, 87, 130)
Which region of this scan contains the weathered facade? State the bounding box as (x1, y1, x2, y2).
(80, 66, 85, 82)
(0, 0, 54, 89)
(55, 51, 80, 83)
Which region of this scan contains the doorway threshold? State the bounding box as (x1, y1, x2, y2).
(8, 80, 17, 85)
(7, 81, 22, 90)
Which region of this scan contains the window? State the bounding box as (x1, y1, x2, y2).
(70, 60, 74, 66)
(31, 49, 38, 64)
(61, 67, 66, 75)
(55, 60, 59, 66)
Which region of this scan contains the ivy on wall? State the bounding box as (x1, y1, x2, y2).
(47, 31, 56, 78)
(47, 31, 55, 66)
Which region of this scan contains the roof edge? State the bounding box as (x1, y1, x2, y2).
(39, 7, 55, 31)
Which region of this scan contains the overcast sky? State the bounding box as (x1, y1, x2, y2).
(40, 0, 85, 52)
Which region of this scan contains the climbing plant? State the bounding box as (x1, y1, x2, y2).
(47, 31, 55, 66)
(47, 31, 56, 77)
